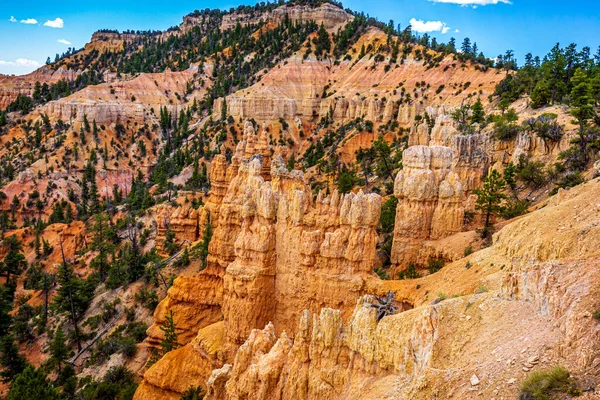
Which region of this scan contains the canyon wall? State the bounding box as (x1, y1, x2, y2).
(390, 145, 466, 273)
(202, 179, 600, 400)
(218, 3, 353, 31)
(135, 123, 383, 399)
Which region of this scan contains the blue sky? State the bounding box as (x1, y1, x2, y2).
(1, 0, 599, 75)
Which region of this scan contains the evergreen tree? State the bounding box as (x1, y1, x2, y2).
(159, 310, 179, 354)
(470, 97, 485, 125)
(48, 326, 68, 374)
(89, 213, 116, 280)
(0, 285, 14, 336)
(1, 235, 27, 283)
(287, 154, 296, 171)
(83, 114, 91, 133)
(54, 257, 95, 351)
(373, 135, 395, 180)
(199, 213, 213, 270)
(163, 228, 179, 256)
(337, 170, 354, 194)
(473, 170, 507, 237)
(0, 335, 28, 382)
(314, 23, 331, 58)
(8, 366, 59, 400)
(461, 37, 472, 55)
(379, 197, 398, 234)
(560, 68, 600, 172)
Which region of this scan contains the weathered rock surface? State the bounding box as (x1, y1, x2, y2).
(136, 137, 383, 399)
(202, 179, 600, 400)
(390, 145, 466, 272)
(218, 3, 352, 31)
(0, 67, 77, 109)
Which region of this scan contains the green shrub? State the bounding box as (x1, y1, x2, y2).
(135, 287, 159, 311)
(495, 121, 522, 141)
(464, 245, 473, 257)
(397, 264, 419, 280)
(374, 267, 389, 280)
(501, 198, 530, 219)
(516, 155, 547, 188)
(181, 386, 205, 400)
(80, 366, 138, 400)
(428, 259, 445, 274)
(379, 197, 398, 233)
(519, 366, 581, 400)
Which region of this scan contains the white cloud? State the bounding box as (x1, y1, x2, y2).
(57, 39, 71, 45)
(0, 58, 41, 68)
(44, 17, 64, 28)
(409, 18, 451, 34)
(9, 16, 16, 23)
(20, 18, 38, 25)
(455, 29, 460, 33)
(429, 0, 511, 7)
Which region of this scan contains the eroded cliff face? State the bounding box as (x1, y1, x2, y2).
(135, 124, 383, 399)
(1, 3, 595, 398)
(33, 69, 206, 125)
(212, 28, 501, 126)
(390, 145, 465, 273)
(202, 179, 600, 400)
(0, 67, 77, 109)
(218, 3, 352, 32)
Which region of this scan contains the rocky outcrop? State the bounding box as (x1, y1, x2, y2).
(137, 322, 229, 400)
(136, 146, 383, 399)
(34, 69, 202, 125)
(221, 160, 278, 344)
(219, 3, 353, 32)
(0, 67, 77, 109)
(213, 297, 438, 400)
(213, 29, 500, 126)
(391, 146, 465, 273)
(201, 181, 600, 400)
(145, 273, 223, 351)
(155, 205, 205, 255)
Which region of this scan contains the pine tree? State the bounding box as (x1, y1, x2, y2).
(34, 232, 41, 259)
(0, 285, 14, 336)
(159, 310, 179, 354)
(379, 197, 398, 234)
(188, 158, 201, 189)
(560, 68, 600, 172)
(0, 335, 28, 382)
(314, 23, 331, 58)
(89, 213, 116, 280)
(10, 195, 19, 221)
(1, 235, 27, 283)
(338, 170, 354, 194)
(287, 154, 296, 171)
(163, 228, 179, 256)
(83, 114, 91, 133)
(473, 170, 507, 237)
(373, 135, 394, 180)
(461, 37, 472, 55)
(54, 253, 93, 352)
(8, 366, 59, 400)
(470, 97, 485, 125)
(49, 326, 68, 374)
